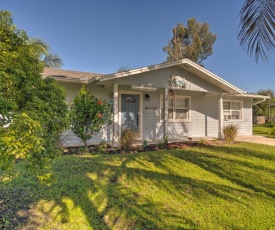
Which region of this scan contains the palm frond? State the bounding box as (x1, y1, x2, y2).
(28, 37, 49, 56)
(43, 53, 63, 69)
(238, 0, 275, 62)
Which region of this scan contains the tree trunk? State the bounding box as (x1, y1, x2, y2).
(85, 140, 88, 152)
(84, 126, 89, 152)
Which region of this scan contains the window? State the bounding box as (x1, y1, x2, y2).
(125, 96, 136, 103)
(223, 100, 242, 121)
(160, 95, 190, 121)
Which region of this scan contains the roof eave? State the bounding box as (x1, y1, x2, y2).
(224, 93, 270, 99)
(99, 59, 244, 94)
(99, 60, 185, 82)
(180, 60, 245, 94)
(45, 76, 90, 84)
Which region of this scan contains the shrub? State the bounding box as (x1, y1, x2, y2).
(199, 138, 207, 145)
(119, 128, 139, 151)
(78, 146, 87, 154)
(164, 134, 169, 145)
(223, 124, 239, 142)
(95, 141, 110, 154)
(69, 86, 112, 151)
(143, 139, 148, 147)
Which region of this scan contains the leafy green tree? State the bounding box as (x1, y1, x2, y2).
(117, 65, 129, 73)
(238, 0, 275, 62)
(70, 86, 113, 150)
(0, 11, 68, 173)
(0, 113, 45, 170)
(163, 18, 216, 66)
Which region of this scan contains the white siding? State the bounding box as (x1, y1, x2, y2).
(141, 90, 220, 141)
(142, 89, 163, 140)
(101, 66, 227, 93)
(58, 73, 252, 146)
(59, 82, 113, 105)
(222, 97, 252, 135)
(188, 93, 219, 137)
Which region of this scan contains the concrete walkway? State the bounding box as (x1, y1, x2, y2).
(236, 135, 275, 146)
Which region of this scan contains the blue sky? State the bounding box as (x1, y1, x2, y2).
(1, 0, 275, 93)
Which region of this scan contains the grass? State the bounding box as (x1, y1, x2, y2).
(253, 124, 275, 137)
(1, 142, 275, 229)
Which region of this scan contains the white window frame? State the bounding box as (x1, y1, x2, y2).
(160, 95, 191, 122)
(223, 100, 243, 121)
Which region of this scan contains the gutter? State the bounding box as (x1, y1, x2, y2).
(204, 92, 270, 99)
(48, 78, 90, 84)
(88, 76, 101, 85)
(252, 98, 267, 106)
(224, 93, 270, 99)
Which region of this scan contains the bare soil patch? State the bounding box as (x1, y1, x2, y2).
(62, 139, 234, 155)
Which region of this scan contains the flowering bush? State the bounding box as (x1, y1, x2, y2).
(70, 86, 112, 150)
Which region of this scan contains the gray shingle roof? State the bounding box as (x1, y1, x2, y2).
(42, 68, 102, 83)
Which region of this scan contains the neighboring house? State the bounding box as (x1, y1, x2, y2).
(42, 59, 268, 147)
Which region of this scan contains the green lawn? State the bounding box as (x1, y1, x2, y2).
(1, 143, 275, 229)
(253, 124, 274, 137)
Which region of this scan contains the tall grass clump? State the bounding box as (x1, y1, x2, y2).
(119, 128, 139, 151)
(223, 124, 239, 142)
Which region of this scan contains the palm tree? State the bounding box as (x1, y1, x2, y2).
(27, 38, 63, 68)
(238, 0, 275, 62)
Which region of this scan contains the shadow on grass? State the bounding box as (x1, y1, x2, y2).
(1, 143, 275, 229)
(1, 154, 196, 229)
(173, 145, 275, 199)
(253, 124, 274, 137)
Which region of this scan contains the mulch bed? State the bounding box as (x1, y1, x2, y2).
(62, 139, 232, 155)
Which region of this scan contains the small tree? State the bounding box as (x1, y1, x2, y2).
(0, 11, 68, 174)
(70, 86, 112, 150)
(163, 18, 216, 66)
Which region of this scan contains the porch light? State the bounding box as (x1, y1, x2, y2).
(145, 94, 151, 101)
(131, 85, 157, 91)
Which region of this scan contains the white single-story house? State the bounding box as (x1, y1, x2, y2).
(42, 59, 268, 147)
